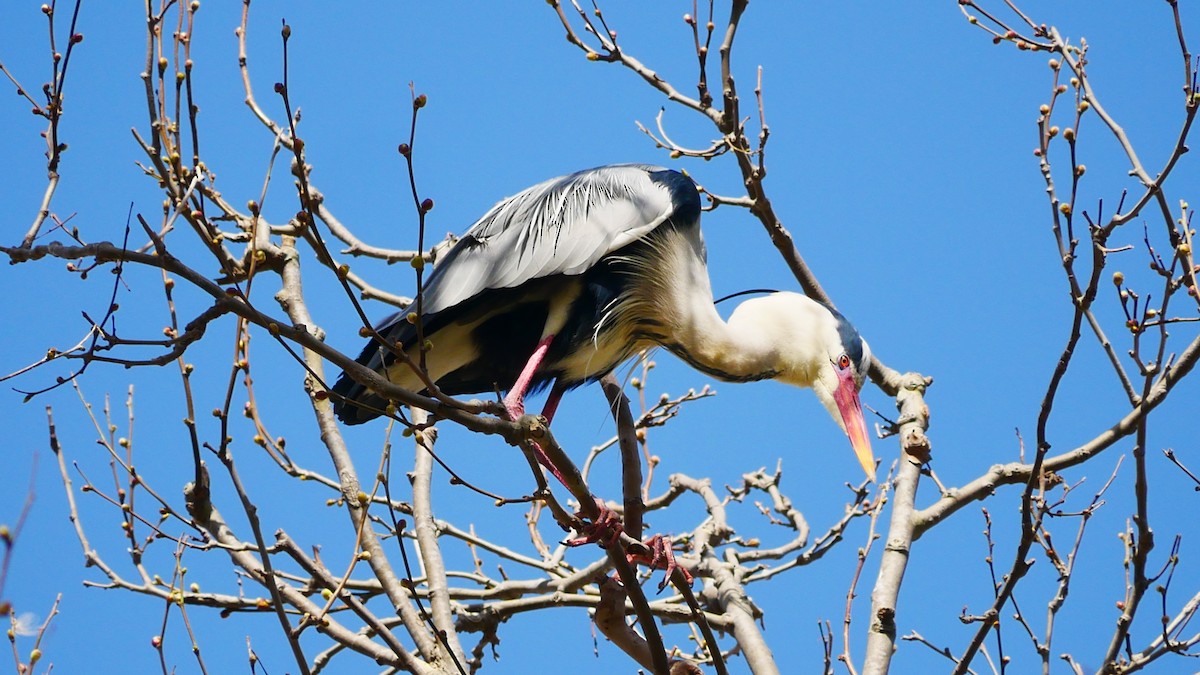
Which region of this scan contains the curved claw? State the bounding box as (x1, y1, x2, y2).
(629, 534, 693, 591)
(565, 497, 624, 547)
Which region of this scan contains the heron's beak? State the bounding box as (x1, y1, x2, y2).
(833, 374, 876, 482)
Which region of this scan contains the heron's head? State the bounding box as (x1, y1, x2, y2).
(761, 293, 875, 481)
(812, 314, 874, 482)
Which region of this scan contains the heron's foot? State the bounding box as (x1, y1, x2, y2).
(629, 534, 693, 591)
(565, 497, 625, 548)
(566, 500, 693, 591)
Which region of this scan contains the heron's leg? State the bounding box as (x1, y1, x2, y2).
(502, 337, 574, 487)
(540, 381, 567, 424)
(503, 334, 555, 420)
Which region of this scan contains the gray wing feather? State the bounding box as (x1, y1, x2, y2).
(418, 164, 682, 316)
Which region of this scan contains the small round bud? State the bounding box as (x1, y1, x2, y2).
(281, 24, 291, 39)
(1039, 104, 1050, 115)
(1070, 77, 1080, 88)
(1078, 100, 1090, 112)
(1112, 271, 1124, 286)
(273, 82, 285, 94)
(397, 143, 411, 157)
(1059, 202, 1072, 215)
(1063, 127, 1075, 141)
(1075, 164, 1086, 176)
(70, 33, 84, 44)
(1048, 126, 1059, 137)
(1048, 59, 1060, 69)
(421, 198, 434, 212)
(410, 256, 425, 270)
(413, 94, 427, 109)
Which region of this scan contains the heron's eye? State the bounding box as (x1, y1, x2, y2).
(837, 354, 851, 370)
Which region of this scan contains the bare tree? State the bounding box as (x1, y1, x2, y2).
(1, 1, 1198, 673)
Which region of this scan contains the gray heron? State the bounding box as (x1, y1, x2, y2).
(332, 164, 876, 481)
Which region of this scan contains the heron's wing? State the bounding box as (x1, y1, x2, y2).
(415, 164, 698, 317)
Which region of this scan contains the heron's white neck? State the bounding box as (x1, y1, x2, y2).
(668, 290, 833, 388)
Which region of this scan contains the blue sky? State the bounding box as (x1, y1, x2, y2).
(1, 2, 1197, 673)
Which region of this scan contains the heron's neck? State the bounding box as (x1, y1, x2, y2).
(669, 297, 784, 382)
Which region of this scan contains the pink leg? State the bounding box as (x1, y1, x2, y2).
(503, 334, 555, 421)
(540, 381, 567, 424)
(503, 335, 573, 487)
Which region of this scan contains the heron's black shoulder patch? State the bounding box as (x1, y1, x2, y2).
(647, 169, 701, 226)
